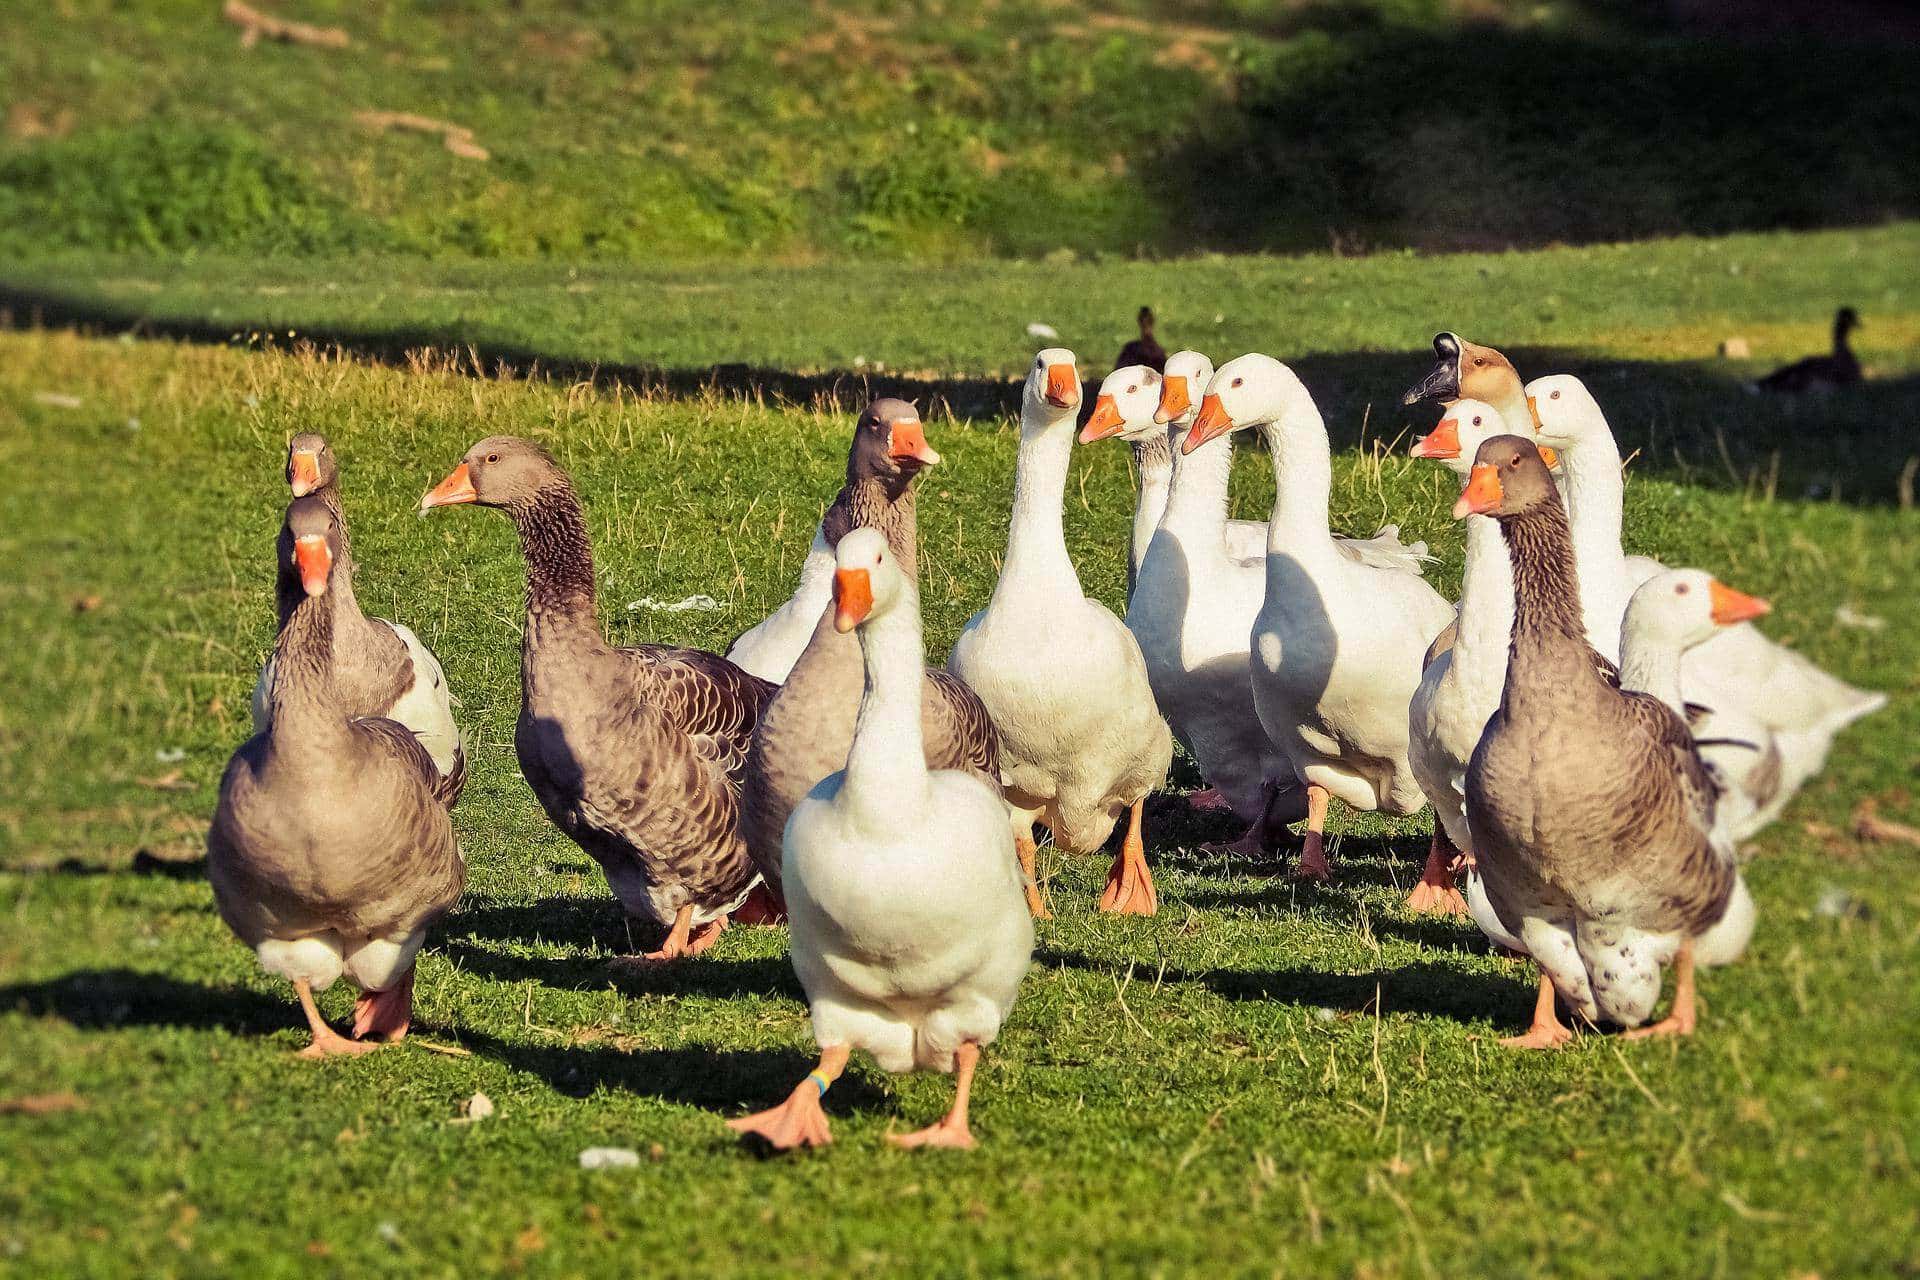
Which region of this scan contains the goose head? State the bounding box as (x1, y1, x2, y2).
(831, 526, 906, 632)
(1524, 375, 1608, 452)
(1021, 347, 1082, 427)
(1625, 568, 1771, 654)
(420, 435, 562, 512)
(1154, 350, 1215, 426)
(1078, 365, 1164, 444)
(1402, 332, 1526, 416)
(1453, 435, 1558, 521)
(849, 398, 940, 488)
(1183, 352, 1303, 455)
(1412, 399, 1557, 478)
(285, 432, 338, 498)
(282, 494, 339, 597)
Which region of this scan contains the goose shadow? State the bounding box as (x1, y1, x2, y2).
(0, 968, 321, 1038)
(443, 938, 802, 1001)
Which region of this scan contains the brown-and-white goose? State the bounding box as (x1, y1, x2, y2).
(210, 495, 463, 1056)
(741, 400, 1009, 911)
(251, 433, 465, 804)
(1459, 436, 1751, 1047)
(421, 437, 775, 960)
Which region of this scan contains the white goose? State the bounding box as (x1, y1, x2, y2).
(1187, 354, 1454, 879)
(729, 529, 1033, 1150)
(725, 527, 834, 684)
(949, 348, 1173, 915)
(1621, 569, 1792, 845)
(1529, 374, 1885, 806)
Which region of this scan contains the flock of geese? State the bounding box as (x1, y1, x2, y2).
(208, 330, 1885, 1149)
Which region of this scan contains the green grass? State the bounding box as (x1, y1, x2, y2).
(2, 231, 1917, 1274)
(2, 1, 1916, 259)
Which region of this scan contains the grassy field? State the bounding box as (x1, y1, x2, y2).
(3, 1, 1917, 260)
(3, 223, 1918, 1275)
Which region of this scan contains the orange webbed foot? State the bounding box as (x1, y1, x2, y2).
(727, 1089, 833, 1151)
(887, 1118, 976, 1151)
(350, 970, 414, 1043)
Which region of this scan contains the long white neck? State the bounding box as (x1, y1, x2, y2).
(1162, 423, 1233, 548)
(1619, 628, 1685, 713)
(1557, 430, 1631, 661)
(996, 405, 1082, 602)
(1258, 407, 1335, 557)
(1129, 433, 1173, 583)
(1449, 513, 1515, 678)
(840, 595, 931, 824)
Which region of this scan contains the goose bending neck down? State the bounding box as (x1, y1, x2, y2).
(728, 530, 1033, 1151)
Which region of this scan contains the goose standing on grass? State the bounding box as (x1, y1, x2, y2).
(1460, 437, 1753, 1046)
(950, 349, 1172, 915)
(211, 496, 463, 1056)
(1754, 307, 1863, 393)
(251, 433, 465, 803)
(421, 437, 774, 960)
(1528, 374, 1884, 787)
(1405, 401, 1558, 917)
(1185, 354, 1454, 880)
(1082, 360, 1305, 852)
(724, 527, 834, 684)
(728, 530, 1033, 1151)
(1621, 569, 1790, 844)
(1116, 306, 1167, 373)
(742, 400, 1008, 912)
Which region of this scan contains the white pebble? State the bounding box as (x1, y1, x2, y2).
(579, 1146, 641, 1170)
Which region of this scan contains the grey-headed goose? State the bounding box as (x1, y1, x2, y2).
(421, 437, 775, 960)
(210, 495, 463, 1056)
(251, 433, 465, 804)
(1754, 307, 1863, 393)
(742, 399, 1005, 913)
(1459, 436, 1749, 1046)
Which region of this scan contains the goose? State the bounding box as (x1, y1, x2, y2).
(1081, 361, 1303, 851)
(1528, 374, 1884, 787)
(250, 433, 465, 802)
(742, 400, 1009, 913)
(1620, 569, 1791, 844)
(420, 437, 775, 960)
(728, 529, 1033, 1150)
(949, 348, 1173, 915)
(1754, 307, 1863, 393)
(1185, 354, 1454, 879)
(1402, 332, 1537, 436)
(1459, 436, 1754, 1046)
(1116, 305, 1167, 373)
(1405, 401, 1564, 917)
(724, 528, 834, 684)
(210, 495, 463, 1056)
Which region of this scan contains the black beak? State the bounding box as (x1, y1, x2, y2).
(1401, 333, 1463, 407)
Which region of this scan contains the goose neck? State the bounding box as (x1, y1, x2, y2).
(1498, 501, 1607, 717)
(1258, 415, 1334, 553)
(508, 481, 604, 662)
(841, 598, 931, 822)
(1450, 513, 1515, 672)
(1162, 427, 1233, 544)
(1620, 635, 1685, 713)
(1128, 432, 1173, 582)
(998, 413, 1081, 598)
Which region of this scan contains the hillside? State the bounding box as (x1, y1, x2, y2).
(3, 0, 1917, 261)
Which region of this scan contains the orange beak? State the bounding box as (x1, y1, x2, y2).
(1412, 417, 1461, 460)
(288, 449, 322, 497)
(1154, 375, 1190, 425)
(888, 419, 941, 467)
(1044, 363, 1079, 409)
(833, 567, 874, 633)
(1182, 394, 1234, 455)
(1453, 463, 1503, 519)
(1709, 580, 1771, 625)
(1525, 394, 1543, 434)
(420, 462, 477, 511)
(1078, 394, 1126, 443)
(1538, 444, 1560, 469)
(294, 533, 332, 596)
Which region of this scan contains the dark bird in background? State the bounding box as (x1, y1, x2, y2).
(1754, 307, 1862, 393)
(1117, 306, 1167, 373)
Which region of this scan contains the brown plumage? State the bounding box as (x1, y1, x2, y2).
(742, 400, 999, 900)
(259, 432, 467, 805)
(1754, 306, 1862, 393)
(210, 496, 462, 1056)
(420, 437, 774, 959)
(1116, 306, 1167, 373)
(1462, 436, 1737, 1043)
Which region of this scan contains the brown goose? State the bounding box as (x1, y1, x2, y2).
(1754, 306, 1863, 393)
(741, 401, 1009, 910)
(421, 437, 775, 960)
(1116, 306, 1167, 373)
(1459, 436, 1746, 1048)
(251, 432, 466, 806)
(1401, 331, 1536, 434)
(210, 496, 463, 1056)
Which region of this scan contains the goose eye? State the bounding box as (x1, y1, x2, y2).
(1675, 583, 1691, 595)
(1231, 377, 1243, 388)
(1035, 358, 1043, 369)
(486, 453, 500, 464)
(1551, 390, 1561, 400)
(1472, 415, 1482, 426)
(1473, 358, 1486, 367)
(1127, 385, 1138, 394)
